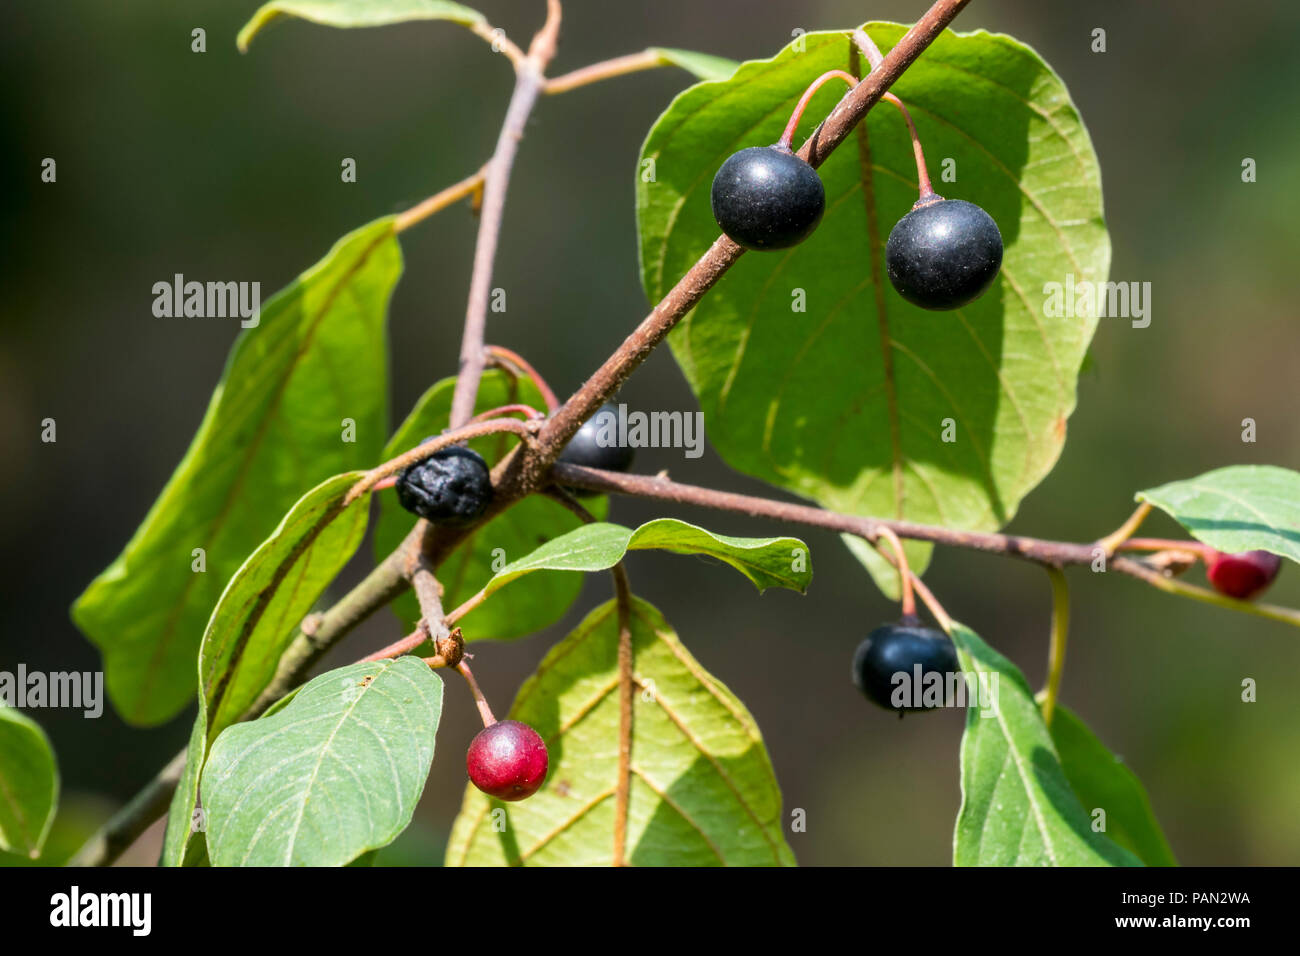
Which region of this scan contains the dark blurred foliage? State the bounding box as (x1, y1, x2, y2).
(2, 0, 1298, 866)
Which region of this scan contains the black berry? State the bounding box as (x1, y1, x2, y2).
(395, 442, 492, 526)
(885, 197, 1003, 310)
(852, 620, 959, 712)
(467, 720, 549, 801)
(557, 404, 635, 497)
(711, 145, 825, 250)
(1205, 549, 1282, 601)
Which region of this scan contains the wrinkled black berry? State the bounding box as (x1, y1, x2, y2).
(396, 443, 492, 526)
(853, 620, 959, 712)
(557, 404, 635, 497)
(711, 145, 825, 250)
(885, 197, 1003, 310)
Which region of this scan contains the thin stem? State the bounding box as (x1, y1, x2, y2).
(360, 623, 431, 663)
(1041, 566, 1070, 728)
(873, 526, 916, 618)
(448, 1, 562, 429)
(881, 92, 935, 199)
(468, 403, 543, 423)
(1118, 536, 1212, 559)
(1117, 559, 1300, 628)
(611, 562, 634, 868)
(445, 586, 489, 627)
(778, 70, 859, 149)
(468, 20, 526, 67)
(544, 49, 665, 94)
(486, 345, 561, 412)
(457, 660, 497, 728)
(345, 417, 534, 504)
(910, 573, 953, 631)
(394, 166, 487, 233)
(1096, 501, 1154, 556)
(852, 29, 886, 71)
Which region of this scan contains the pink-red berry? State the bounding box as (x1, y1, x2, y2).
(466, 720, 549, 801)
(1205, 549, 1282, 601)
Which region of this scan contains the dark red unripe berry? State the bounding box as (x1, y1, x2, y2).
(1205, 549, 1282, 601)
(557, 403, 635, 497)
(711, 145, 825, 250)
(395, 443, 492, 527)
(886, 197, 1003, 310)
(466, 720, 549, 801)
(853, 621, 959, 713)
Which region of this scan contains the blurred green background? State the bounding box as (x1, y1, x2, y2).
(2, 0, 1298, 866)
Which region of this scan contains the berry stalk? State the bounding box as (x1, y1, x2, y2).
(457, 660, 497, 728)
(778, 71, 935, 201)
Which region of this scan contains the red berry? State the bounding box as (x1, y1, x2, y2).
(1205, 549, 1282, 601)
(466, 720, 548, 801)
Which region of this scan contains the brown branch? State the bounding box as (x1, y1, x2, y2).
(449, 0, 563, 429)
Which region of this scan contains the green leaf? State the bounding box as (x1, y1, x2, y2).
(0, 706, 58, 858)
(446, 597, 795, 866)
(638, 25, 1107, 548)
(476, 519, 812, 615)
(239, 0, 483, 52)
(1137, 465, 1300, 563)
(160, 473, 370, 866)
(1046, 704, 1176, 867)
(73, 218, 400, 726)
(202, 658, 443, 867)
(951, 622, 1139, 866)
(374, 371, 607, 640)
(840, 533, 933, 601)
(649, 48, 739, 83)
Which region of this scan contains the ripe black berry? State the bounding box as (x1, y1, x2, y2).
(1205, 549, 1282, 601)
(395, 443, 492, 526)
(885, 197, 1003, 310)
(853, 620, 959, 712)
(557, 404, 635, 496)
(466, 720, 549, 802)
(711, 145, 825, 250)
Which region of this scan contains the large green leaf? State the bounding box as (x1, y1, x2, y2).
(446, 597, 795, 866)
(239, 0, 483, 52)
(951, 622, 1139, 866)
(1138, 465, 1300, 563)
(160, 473, 371, 866)
(1047, 703, 1176, 867)
(72, 218, 400, 725)
(202, 658, 443, 867)
(476, 519, 812, 615)
(374, 372, 606, 640)
(0, 707, 58, 859)
(638, 26, 1107, 571)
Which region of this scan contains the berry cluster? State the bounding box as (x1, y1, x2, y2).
(710, 72, 1003, 311)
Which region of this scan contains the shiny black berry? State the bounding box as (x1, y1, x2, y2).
(558, 404, 635, 472)
(852, 620, 959, 712)
(885, 197, 1003, 310)
(711, 145, 825, 250)
(395, 443, 492, 526)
